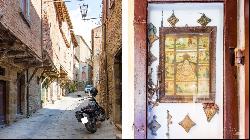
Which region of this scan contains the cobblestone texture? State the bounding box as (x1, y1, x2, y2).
(0, 92, 116, 139)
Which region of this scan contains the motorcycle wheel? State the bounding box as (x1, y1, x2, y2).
(85, 121, 97, 133)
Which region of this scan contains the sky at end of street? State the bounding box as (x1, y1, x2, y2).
(66, 0, 102, 47)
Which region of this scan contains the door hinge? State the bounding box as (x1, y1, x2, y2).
(229, 48, 245, 66)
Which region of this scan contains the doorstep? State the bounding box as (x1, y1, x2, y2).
(115, 123, 122, 139)
(115, 123, 122, 131)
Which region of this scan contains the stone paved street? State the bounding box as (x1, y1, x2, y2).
(0, 92, 116, 139)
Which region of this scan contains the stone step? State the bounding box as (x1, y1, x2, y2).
(115, 123, 122, 131)
(115, 133, 122, 139)
(115, 123, 122, 139)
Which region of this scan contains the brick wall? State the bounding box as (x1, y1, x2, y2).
(92, 26, 102, 93)
(0, 0, 42, 58)
(0, 63, 26, 124)
(28, 68, 43, 114)
(100, 0, 122, 120)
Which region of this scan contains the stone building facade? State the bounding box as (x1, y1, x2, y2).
(0, 0, 78, 126)
(100, 0, 122, 130)
(0, 0, 43, 125)
(92, 26, 102, 97)
(75, 35, 92, 91)
(41, 0, 78, 105)
(76, 35, 93, 85)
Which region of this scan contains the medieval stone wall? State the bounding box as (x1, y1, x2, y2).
(92, 26, 102, 96)
(0, 0, 42, 58)
(100, 0, 122, 121)
(0, 0, 43, 125)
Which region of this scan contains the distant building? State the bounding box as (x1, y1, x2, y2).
(41, 0, 78, 104)
(91, 26, 102, 94)
(75, 35, 92, 89)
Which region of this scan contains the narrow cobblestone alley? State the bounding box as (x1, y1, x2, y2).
(0, 92, 116, 139)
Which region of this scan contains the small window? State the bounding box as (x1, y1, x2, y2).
(0, 67, 5, 76)
(20, 0, 30, 20)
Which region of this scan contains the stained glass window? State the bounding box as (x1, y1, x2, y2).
(159, 27, 216, 103)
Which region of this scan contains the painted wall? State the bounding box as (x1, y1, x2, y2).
(147, 3, 224, 139)
(122, 0, 134, 138)
(92, 26, 102, 89)
(237, 0, 246, 138)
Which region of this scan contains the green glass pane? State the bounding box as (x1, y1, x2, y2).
(165, 65, 174, 80)
(165, 51, 175, 64)
(198, 50, 209, 64)
(165, 80, 174, 95)
(176, 82, 197, 95)
(198, 80, 210, 95)
(176, 36, 197, 50)
(165, 36, 175, 50)
(198, 36, 209, 49)
(198, 65, 210, 80)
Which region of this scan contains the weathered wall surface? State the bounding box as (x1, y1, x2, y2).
(92, 26, 102, 94)
(0, 0, 42, 58)
(100, 0, 122, 121)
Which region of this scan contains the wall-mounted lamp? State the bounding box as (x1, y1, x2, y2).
(79, 2, 101, 21)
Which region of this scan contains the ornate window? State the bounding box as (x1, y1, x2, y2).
(159, 27, 217, 103)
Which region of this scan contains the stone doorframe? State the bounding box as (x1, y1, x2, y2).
(134, 0, 238, 139)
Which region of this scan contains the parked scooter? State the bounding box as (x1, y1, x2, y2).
(75, 87, 106, 133)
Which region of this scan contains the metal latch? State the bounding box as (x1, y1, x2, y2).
(229, 48, 245, 66)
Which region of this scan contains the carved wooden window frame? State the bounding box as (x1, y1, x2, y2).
(159, 26, 217, 103)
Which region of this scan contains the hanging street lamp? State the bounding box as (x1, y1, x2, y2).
(80, 4, 88, 19)
(79, 3, 101, 21)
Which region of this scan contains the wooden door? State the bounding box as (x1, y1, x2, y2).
(0, 80, 6, 125)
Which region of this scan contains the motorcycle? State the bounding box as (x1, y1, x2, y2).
(75, 91, 106, 133)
